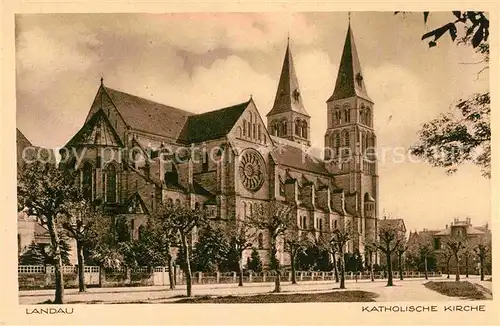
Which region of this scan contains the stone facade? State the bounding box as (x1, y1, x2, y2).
(18, 23, 379, 267)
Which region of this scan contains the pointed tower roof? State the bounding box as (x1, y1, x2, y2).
(328, 24, 372, 103)
(267, 40, 310, 117)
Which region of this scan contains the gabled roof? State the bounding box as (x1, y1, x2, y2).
(66, 109, 123, 147)
(328, 24, 372, 103)
(267, 41, 310, 117)
(103, 86, 194, 140)
(178, 100, 250, 143)
(380, 218, 406, 233)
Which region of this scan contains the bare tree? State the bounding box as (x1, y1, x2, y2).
(396, 239, 408, 281)
(249, 200, 295, 293)
(445, 234, 466, 281)
(474, 241, 491, 281)
(148, 202, 181, 290)
(285, 225, 312, 284)
(330, 222, 354, 289)
(18, 161, 80, 304)
(59, 200, 105, 292)
(438, 246, 454, 279)
(224, 217, 256, 286)
(371, 224, 403, 286)
(318, 233, 339, 283)
(169, 204, 208, 297)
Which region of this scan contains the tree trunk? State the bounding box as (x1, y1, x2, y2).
(291, 249, 297, 284)
(270, 238, 281, 293)
(238, 255, 244, 287)
(339, 254, 346, 289)
(332, 253, 339, 283)
(455, 254, 460, 282)
(76, 240, 86, 292)
(98, 264, 104, 288)
(47, 217, 64, 304)
(386, 252, 393, 286)
(446, 257, 450, 279)
(398, 252, 404, 281)
(167, 253, 175, 290)
(465, 256, 469, 278)
(424, 256, 428, 280)
(180, 232, 193, 297)
(370, 251, 374, 282)
(480, 255, 485, 281)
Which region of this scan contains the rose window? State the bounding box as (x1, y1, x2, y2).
(239, 149, 265, 192)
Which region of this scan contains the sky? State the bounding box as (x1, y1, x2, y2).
(15, 12, 490, 233)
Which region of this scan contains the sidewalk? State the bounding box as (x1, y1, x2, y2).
(19, 275, 455, 304)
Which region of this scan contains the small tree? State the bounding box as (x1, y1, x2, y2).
(474, 241, 490, 281)
(317, 234, 339, 282)
(59, 200, 106, 292)
(18, 161, 80, 304)
(169, 204, 207, 297)
(224, 218, 256, 286)
(372, 224, 403, 286)
(19, 242, 45, 265)
(396, 239, 408, 280)
(444, 234, 466, 281)
(246, 248, 263, 273)
(330, 222, 354, 289)
(192, 221, 229, 272)
(249, 200, 295, 293)
(284, 225, 311, 284)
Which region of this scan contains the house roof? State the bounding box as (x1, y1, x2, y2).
(103, 86, 194, 140)
(178, 100, 250, 143)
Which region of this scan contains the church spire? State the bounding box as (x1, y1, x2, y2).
(328, 23, 372, 103)
(266, 39, 310, 117)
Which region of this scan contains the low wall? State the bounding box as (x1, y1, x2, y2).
(18, 265, 444, 290)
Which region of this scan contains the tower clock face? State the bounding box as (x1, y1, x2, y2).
(239, 149, 266, 192)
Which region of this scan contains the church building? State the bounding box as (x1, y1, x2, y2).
(58, 22, 380, 267)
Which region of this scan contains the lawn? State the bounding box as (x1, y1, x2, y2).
(424, 281, 487, 300)
(174, 290, 378, 303)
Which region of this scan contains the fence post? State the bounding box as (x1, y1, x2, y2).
(263, 272, 266, 283)
(300, 272, 303, 281)
(322, 272, 325, 281)
(232, 272, 237, 283)
(288, 271, 291, 281)
(216, 271, 220, 284)
(311, 272, 315, 281)
(249, 271, 252, 283)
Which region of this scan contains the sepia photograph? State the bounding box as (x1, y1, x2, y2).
(3, 6, 496, 324)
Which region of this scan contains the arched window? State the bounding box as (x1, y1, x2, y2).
(167, 198, 173, 206)
(106, 165, 117, 203)
(249, 203, 253, 217)
(335, 133, 341, 155)
(258, 125, 262, 141)
(258, 233, 264, 249)
(334, 220, 338, 229)
(81, 162, 93, 200)
(243, 202, 247, 217)
(237, 126, 242, 138)
(138, 225, 145, 241)
(301, 120, 308, 139)
(282, 121, 287, 136)
(175, 199, 181, 206)
(195, 202, 200, 210)
(365, 108, 371, 126)
(359, 106, 365, 124)
(319, 219, 323, 231)
(243, 119, 247, 136)
(360, 133, 365, 153)
(343, 130, 350, 147)
(295, 119, 301, 135)
(344, 109, 350, 123)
